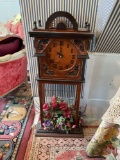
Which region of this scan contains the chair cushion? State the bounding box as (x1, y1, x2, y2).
(0, 37, 23, 57)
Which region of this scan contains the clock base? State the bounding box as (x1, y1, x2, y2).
(35, 122, 84, 138)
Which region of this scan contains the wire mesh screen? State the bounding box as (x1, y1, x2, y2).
(95, 0, 116, 38)
(43, 84, 77, 105)
(48, 17, 74, 29)
(95, 0, 119, 53)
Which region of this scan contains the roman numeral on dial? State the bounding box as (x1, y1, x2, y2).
(66, 64, 69, 68)
(49, 59, 54, 63)
(60, 41, 64, 46)
(71, 49, 73, 53)
(59, 66, 63, 70)
(53, 64, 57, 68)
(72, 55, 75, 59)
(70, 60, 74, 64)
(67, 43, 69, 48)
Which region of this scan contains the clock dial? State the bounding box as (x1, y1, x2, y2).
(45, 39, 78, 71)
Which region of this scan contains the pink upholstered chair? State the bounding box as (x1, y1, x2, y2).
(0, 36, 27, 97)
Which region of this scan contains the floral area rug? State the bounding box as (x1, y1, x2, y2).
(0, 83, 35, 160)
(25, 128, 104, 160)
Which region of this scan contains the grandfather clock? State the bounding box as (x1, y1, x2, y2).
(29, 11, 93, 137)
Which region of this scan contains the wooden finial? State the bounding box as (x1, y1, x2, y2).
(38, 20, 42, 27)
(87, 23, 90, 31)
(85, 22, 88, 28)
(33, 21, 37, 29)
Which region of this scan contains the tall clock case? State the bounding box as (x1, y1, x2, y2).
(29, 11, 93, 137)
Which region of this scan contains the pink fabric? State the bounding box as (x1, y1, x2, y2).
(0, 98, 8, 113)
(0, 55, 27, 96)
(9, 22, 24, 39)
(4, 21, 13, 30)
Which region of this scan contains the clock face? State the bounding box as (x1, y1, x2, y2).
(44, 39, 78, 71)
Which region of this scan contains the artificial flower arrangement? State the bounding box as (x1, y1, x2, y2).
(42, 96, 76, 133)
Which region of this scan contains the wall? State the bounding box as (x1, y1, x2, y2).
(0, 0, 20, 22)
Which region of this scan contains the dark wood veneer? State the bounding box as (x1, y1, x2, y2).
(29, 30, 94, 39)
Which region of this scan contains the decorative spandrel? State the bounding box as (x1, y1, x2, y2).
(73, 39, 89, 54)
(34, 38, 50, 53)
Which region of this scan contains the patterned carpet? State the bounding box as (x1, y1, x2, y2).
(24, 127, 104, 160)
(0, 83, 35, 160)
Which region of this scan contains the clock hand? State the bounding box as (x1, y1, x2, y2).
(56, 51, 70, 63)
(61, 57, 70, 63)
(60, 47, 62, 53)
(57, 52, 63, 58)
(59, 47, 63, 57)
(59, 53, 63, 58)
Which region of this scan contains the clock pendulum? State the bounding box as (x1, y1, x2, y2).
(29, 11, 94, 137)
